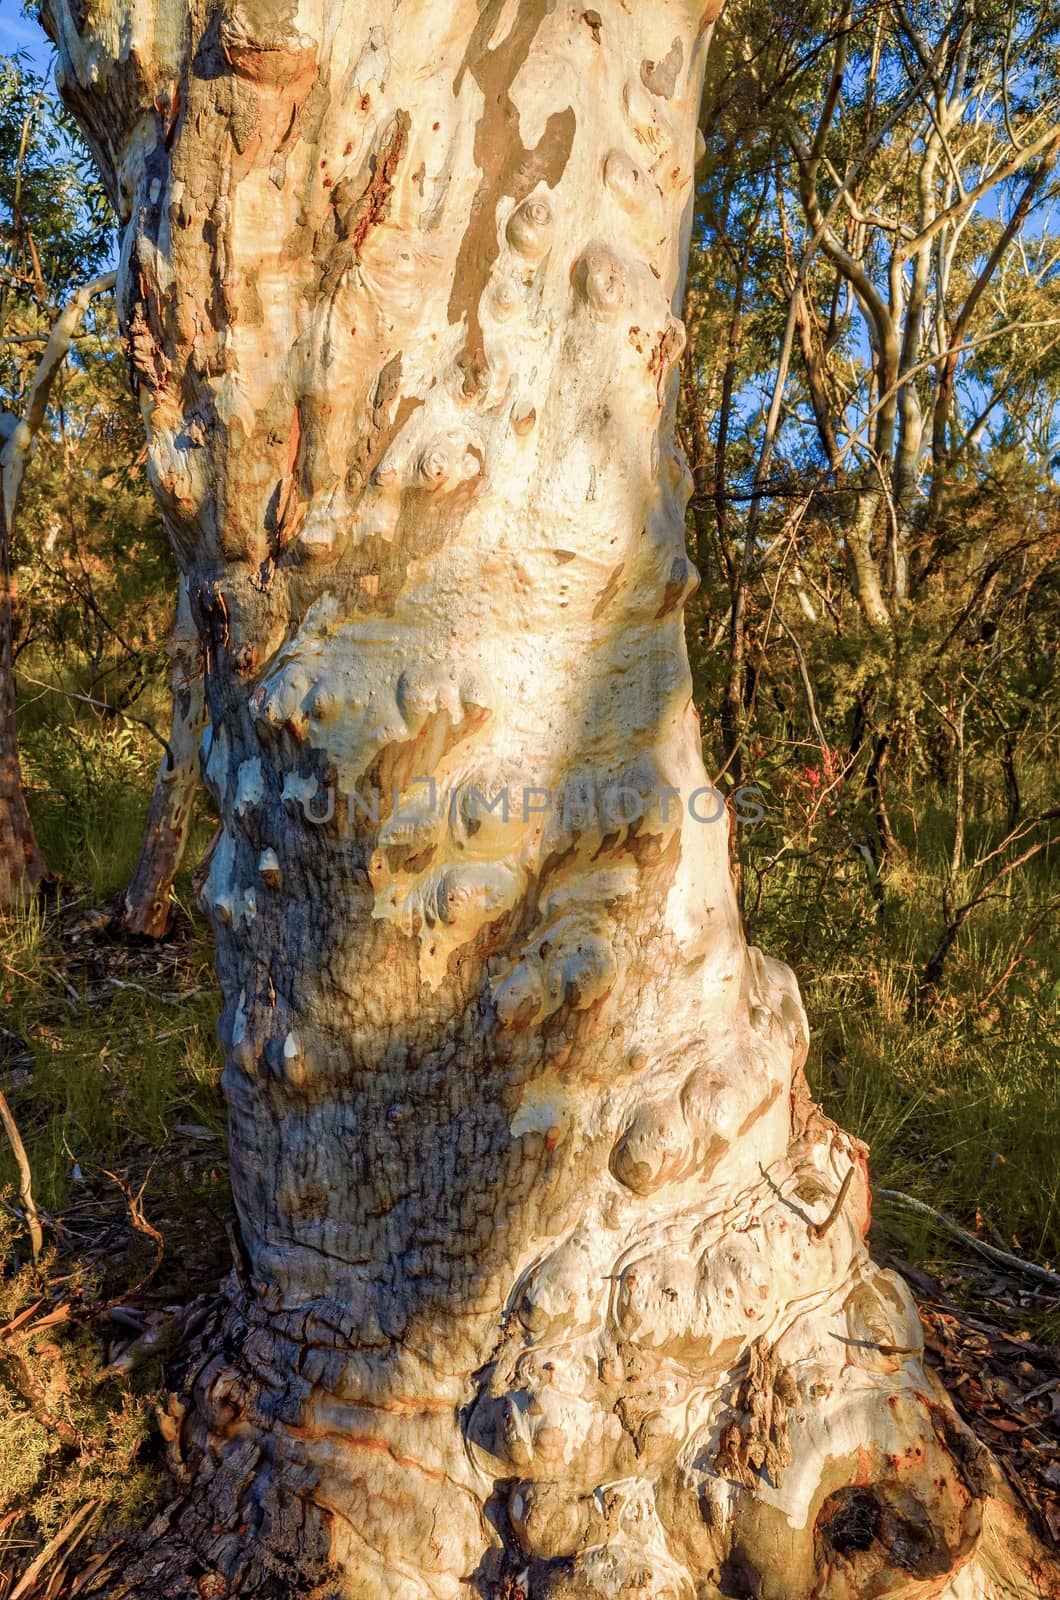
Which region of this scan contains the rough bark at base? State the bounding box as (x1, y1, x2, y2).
(123, 575, 207, 938)
(41, 2, 1052, 1596)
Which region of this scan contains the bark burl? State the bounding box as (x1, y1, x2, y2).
(41, 1, 1042, 1596)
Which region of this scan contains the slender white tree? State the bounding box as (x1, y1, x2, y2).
(40, 2, 1044, 1595)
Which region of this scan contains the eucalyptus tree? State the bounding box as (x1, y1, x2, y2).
(40, 2, 1033, 1596)
(772, 0, 1060, 624)
(680, 0, 1060, 878)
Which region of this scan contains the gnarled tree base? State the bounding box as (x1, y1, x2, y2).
(92, 1273, 1053, 1599)
(96, 959, 1053, 1600)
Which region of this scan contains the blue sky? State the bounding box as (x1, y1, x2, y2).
(0, 4, 53, 74)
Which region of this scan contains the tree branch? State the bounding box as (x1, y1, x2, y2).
(0, 271, 117, 535)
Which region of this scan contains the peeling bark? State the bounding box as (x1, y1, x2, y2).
(41, 2, 1040, 1596)
(122, 574, 207, 938)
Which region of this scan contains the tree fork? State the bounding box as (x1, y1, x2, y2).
(41, 2, 1044, 1596)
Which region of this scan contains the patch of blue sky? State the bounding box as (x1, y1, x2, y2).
(0, 5, 53, 75)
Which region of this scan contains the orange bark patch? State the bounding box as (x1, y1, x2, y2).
(222, 40, 318, 96)
(346, 112, 411, 261)
(449, 4, 575, 396)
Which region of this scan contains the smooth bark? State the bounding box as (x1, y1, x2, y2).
(42, 3, 1038, 1596)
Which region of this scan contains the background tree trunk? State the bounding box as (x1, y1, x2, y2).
(42, 3, 1036, 1596)
(122, 574, 206, 938)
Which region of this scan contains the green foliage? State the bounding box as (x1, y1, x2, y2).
(689, 0, 1060, 498)
(0, 51, 112, 315)
(0, 1209, 159, 1546)
(26, 715, 159, 900)
(0, 880, 224, 1581)
(681, 0, 1060, 1274)
(684, 462, 1059, 1261)
(13, 287, 173, 689)
(738, 782, 1059, 1261)
(1, 49, 185, 906)
(0, 896, 223, 1213)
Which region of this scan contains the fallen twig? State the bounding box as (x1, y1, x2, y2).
(812, 1165, 855, 1238)
(0, 1090, 43, 1262)
(100, 1165, 164, 1293)
(877, 1189, 1060, 1290)
(8, 1500, 99, 1600)
(0, 1301, 69, 1342)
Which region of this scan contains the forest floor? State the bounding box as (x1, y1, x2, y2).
(0, 884, 1057, 1594)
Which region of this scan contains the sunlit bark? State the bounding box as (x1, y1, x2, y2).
(42, 2, 1036, 1595)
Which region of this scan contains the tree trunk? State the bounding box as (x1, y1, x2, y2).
(43, 3, 1032, 1596)
(122, 574, 206, 938)
(844, 492, 891, 631)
